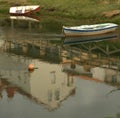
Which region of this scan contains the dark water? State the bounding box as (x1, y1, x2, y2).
(0, 16, 120, 118)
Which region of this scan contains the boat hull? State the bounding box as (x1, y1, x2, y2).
(63, 23, 118, 36)
(9, 5, 40, 15)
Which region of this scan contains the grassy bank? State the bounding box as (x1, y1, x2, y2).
(0, 0, 120, 24)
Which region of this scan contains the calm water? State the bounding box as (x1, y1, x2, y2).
(0, 16, 120, 118)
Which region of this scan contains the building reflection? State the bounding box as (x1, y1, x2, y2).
(1, 19, 120, 111)
(4, 40, 62, 64)
(62, 33, 120, 87)
(0, 35, 75, 111)
(0, 52, 75, 110)
(91, 66, 120, 84)
(61, 49, 120, 86)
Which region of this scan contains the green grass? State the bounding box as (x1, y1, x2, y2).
(28, 0, 120, 24)
(0, 0, 120, 24)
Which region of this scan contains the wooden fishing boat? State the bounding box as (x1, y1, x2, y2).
(62, 23, 118, 36)
(9, 5, 40, 15)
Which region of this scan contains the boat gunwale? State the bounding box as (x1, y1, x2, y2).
(63, 25, 118, 32)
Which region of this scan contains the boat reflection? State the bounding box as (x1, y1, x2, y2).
(63, 32, 118, 45)
(10, 15, 40, 22)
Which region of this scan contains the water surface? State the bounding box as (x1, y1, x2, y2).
(0, 16, 120, 118)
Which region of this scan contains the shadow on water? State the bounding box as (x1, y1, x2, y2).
(0, 16, 120, 118)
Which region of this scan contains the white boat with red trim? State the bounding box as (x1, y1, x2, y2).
(9, 5, 40, 15)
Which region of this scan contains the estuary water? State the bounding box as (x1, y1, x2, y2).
(0, 16, 120, 118)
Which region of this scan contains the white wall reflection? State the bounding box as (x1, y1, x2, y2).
(29, 61, 75, 110)
(91, 67, 120, 83)
(0, 53, 75, 110)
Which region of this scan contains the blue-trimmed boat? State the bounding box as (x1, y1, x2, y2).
(62, 23, 118, 36)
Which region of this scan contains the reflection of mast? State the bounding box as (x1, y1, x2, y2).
(11, 18, 32, 31)
(0, 79, 3, 99)
(10, 15, 40, 33)
(11, 19, 14, 30)
(67, 73, 74, 87)
(50, 71, 56, 84)
(28, 21, 32, 32)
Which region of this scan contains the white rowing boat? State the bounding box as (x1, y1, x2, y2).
(62, 23, 118, 36)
